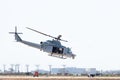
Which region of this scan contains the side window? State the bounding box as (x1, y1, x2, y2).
(52, 47, 63, 54)
(52, 47, 58, 53)
(58, 48, 63, 54)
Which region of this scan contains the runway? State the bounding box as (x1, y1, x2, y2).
(0, 76, 120, 80)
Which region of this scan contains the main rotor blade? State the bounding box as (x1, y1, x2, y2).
(56, 35, 68, 42)
(26, 27, 56, 39)
(15, 26, 17, 33)
(59, 39, 68, 42)
(26, 27, 68, 42)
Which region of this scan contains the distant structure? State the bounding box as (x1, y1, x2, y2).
(26, 64, 29, 73)
(86, 68, 96, 77)
(62, 65, 66, 75)
(0, 64, 120, 76)
(48, 65, 52, 75)
(36, 65, 39, 71)
(17, 64, 20, 73)
(10, 64, 14, 73)
(51, 67, 97, 75)
(15, 64, 20, 73)
(3, 64, 6, 73)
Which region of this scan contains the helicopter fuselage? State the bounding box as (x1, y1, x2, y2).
(10, 27, 76, 59)
(40, 40, 74, 59)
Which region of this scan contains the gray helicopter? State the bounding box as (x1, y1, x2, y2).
(9, 27, 76, 59)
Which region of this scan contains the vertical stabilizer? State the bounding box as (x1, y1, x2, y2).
(9, 26, 23, 42)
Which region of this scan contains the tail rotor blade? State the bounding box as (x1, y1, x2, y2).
(9, 26, 22, 41)
(9, 32, 15, 34)
(9, 26, 23, 34)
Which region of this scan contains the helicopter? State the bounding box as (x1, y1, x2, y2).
(9, 27, 76, 59)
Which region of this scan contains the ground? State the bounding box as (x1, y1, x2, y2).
(0, 76, 120, 80)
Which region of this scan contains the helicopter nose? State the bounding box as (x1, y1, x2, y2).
(72, 56, 75, 59)
(72, 54, 76, 59)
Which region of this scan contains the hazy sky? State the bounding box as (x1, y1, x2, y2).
(0, 0, 120, 71)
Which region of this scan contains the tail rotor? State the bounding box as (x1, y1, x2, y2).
(9, 26, 23, 34)
(9, 26, 23, 41)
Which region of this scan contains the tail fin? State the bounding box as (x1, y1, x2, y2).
(9, 26, 23, 42)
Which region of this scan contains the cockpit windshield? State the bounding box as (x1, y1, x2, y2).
(68, 48, 72, 53)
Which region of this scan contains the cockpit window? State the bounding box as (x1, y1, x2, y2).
(68, 48, 72, 53)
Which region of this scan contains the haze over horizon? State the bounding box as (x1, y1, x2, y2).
(0, 0, 120, 71)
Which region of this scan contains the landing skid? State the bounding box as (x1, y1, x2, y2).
(48, 54, 67, 59)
